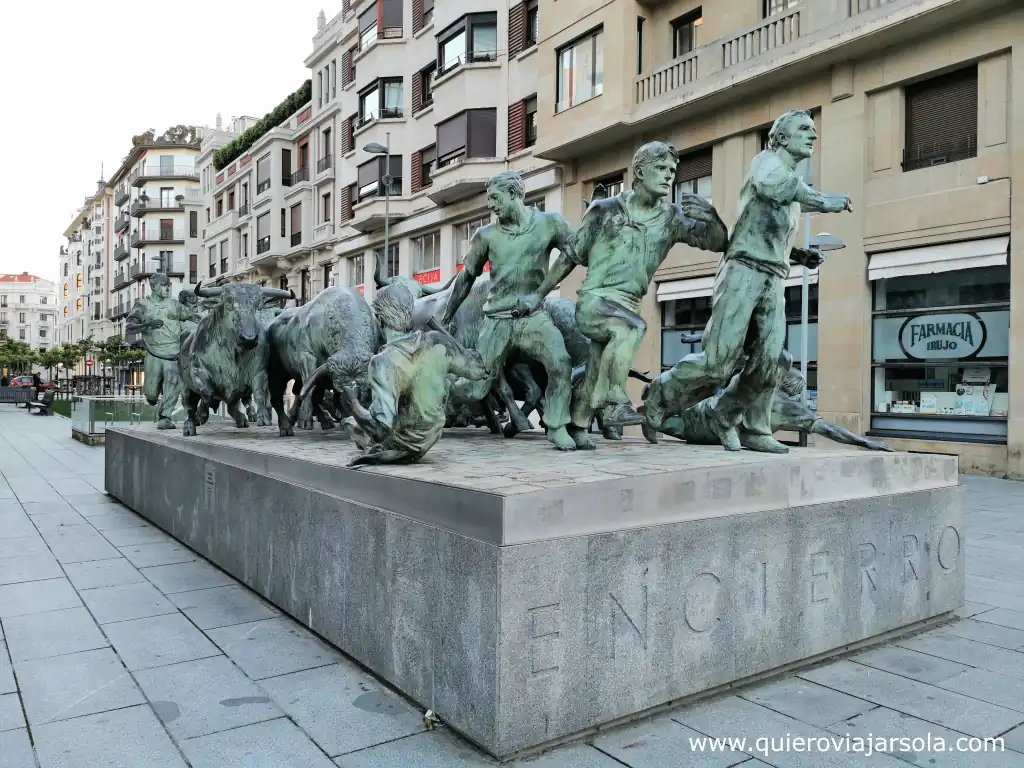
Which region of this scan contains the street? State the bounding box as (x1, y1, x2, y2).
(1, 408, 1023, 767)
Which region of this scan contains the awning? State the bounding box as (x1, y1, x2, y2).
(868, 236, 1009, 281)
(656, 265, 818, 302)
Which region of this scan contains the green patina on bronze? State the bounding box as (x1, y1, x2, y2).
(125, 273, 194, 429)
(441, 171, 583, 451)
(642, 110, 852, 453)
(525, 141, 729, 436)
(342, 283, 488, 466)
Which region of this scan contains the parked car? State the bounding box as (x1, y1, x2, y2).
(9, 376, 56, 391)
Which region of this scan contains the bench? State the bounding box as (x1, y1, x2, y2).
(26, 391, 55, 416)
(0, 387, 33, 405)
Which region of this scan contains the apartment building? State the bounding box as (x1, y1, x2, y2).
(533, 0, 1022, 476)
(107, 133, 203, 340)
(295, 0, 559, 301)
(59, 181, 112, 346)
(0, 273, 57, 351)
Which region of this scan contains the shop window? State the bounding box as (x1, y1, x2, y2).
(870, 266, 1009, 444)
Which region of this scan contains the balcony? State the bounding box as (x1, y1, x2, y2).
(427, 156, 505, 205)
(131, 198, 184, 217)
(112, 271, 129, 291)
(114, 241, 129, 261)
(356, 108, 404, 131)
(349, 196, 413, 233)
(313, 222, 336, 243)
(290, 232, 302, 247)
(114, 212, 131, 234)
(289, 167, 310, 186)
(256, 236, 271, 255)
(111, 303, 131, 320)
(130, 164, 198, 187)
(205, 210, 238, 241)
(316, 154, 332, 174)
(131, 226, 185, 248)
(238, 202, 251, 217)
(114, 185, 130, 206)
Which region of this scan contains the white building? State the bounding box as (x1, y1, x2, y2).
(59, 180, 111, 347)
(0, 273, 58, 351)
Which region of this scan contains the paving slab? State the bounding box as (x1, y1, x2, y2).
(135, 655, 283, 740)
(0, 553, 63, 586)
(259, 662, 424, 757)
(14, 647, 145, 725)
(738, 676, 877, 728)
(934, 668, 1024, 712)
(0, 692, 25, 732)
(965, 586, 1024, 613)
(141, 560, 235, 594)
(63, 558, 146, 590)
(79, 581, 178, 624)
(167, 585, 278, 630)
(180, 717, 336, 768)
(3, 607, 108, 662)
(102, 526, 175, 547)
(0, 517, 36, 541)
(333, 729, 496, 767)
(66, 498, 123, 516)
(103, 613, 221, 671)
(20, 500, 75, 516)
(1005, 723, 1024, 754)
(118, 541, 197, 569)
(0, 728, 35, 768)
(593, 715, 750, 768)
(799, 660, 1024, 738)
(0, 643, 14, 694)
(0, 578, 82, 618)
(0, 535, 48, 560)
(936, 617, 1024, 650)
(972, 608, 1024, 632)
(84, 509, 151, 532)
(47, 478, 101, 496)
(37, 527, 120, 564)
(895, 633, 1024, 679)
(32, 704, 188, 768)
(206, 618, 342, 680)
(851, 645, 971, 684)
(829, 705, 1024, 767)
(515, 745, 626, 767)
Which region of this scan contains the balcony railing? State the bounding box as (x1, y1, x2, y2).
(256, 179, 271, 195)
(115, 212, 131, 233)
(131, 198, 184, 216)
(290, 232, 302, 247)
(130, 164, 199, 186)
(436, 50, 498, 78)
(131, 226, 186, 247)
(636, 49, 699, 105)
(114, 241, 129, 261)
(289, 167, 310, 185)
(721, 5, 802, 68)
(902, 134, 977, 172)
(256, 236, 271, 255)
(112, 272, 129, 290)
(114, 185, 130, 206)
(238, 202, 250, 216)
(357, 107, 403, 129)
(316, 154, 332, 173)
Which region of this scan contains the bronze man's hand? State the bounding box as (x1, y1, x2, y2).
(792, 248, 825, 270)
(677, 194, 716, 223)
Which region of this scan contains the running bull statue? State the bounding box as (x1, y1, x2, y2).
(145, 282, 294, 437)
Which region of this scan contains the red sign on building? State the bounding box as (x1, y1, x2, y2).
(414, 269, 441, 285)
(356, 285, 365, 296)
(456, 262, 490, 273)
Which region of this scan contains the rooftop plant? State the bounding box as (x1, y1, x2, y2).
(213, 80, 313, 170)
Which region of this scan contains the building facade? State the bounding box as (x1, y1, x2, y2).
(60, 182, 111, 347)
(0, 273, 58, 351)
(533, 0, 1022, 476)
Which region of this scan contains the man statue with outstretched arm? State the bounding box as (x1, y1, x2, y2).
(125, 272, 190, 429)
(642, 110, 852, 453)
(440, 171, 582, 450)
(517, 141, 729, 437)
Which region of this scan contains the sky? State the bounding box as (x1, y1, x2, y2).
(0, 0, 332, 283)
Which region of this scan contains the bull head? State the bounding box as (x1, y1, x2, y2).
(194, 282, 294, 349)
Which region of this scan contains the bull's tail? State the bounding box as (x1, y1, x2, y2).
(142, 339, 179, 362)
(419, 272, 458, 296)
(570, 365, 652, 387)
(628, 368, 653, 384)
(298, 362, 331, 401)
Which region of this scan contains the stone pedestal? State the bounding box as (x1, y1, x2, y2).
(104, 425, 963, 759)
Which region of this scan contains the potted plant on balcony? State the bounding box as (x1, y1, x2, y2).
(175, 194, 185, 206)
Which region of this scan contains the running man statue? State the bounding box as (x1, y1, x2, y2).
(642, 110, 852, 453)
(518, 141, 729, 435)
(440, 171, 582, 451)
(126, 273, 191, 429)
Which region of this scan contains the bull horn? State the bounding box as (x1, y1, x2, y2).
(194, 281, 224, 298)
(373, 250, 392, 288)
(260, 287, 294, 300)
(298, 362, 330, 402)
(419, 272, 458, 295)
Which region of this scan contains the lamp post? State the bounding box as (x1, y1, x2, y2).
(363, 134, 392, 286)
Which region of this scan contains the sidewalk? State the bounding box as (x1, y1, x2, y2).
(0, 408, 1022, 767)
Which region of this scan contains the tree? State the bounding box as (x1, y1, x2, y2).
(38, 348, 62, 382)
(160, 125, 199, 144)
(55, 343, 84, 385)
(131, 129, 155, 147)
(0, 339, 38, 375)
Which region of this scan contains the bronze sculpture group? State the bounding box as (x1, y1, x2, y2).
(133, 110, 889, 464)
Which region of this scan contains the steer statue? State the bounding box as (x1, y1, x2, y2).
(144, 282, 294, 437)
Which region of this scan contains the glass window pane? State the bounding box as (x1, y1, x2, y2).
(383, 82, 402, 110)
(442, 31, 466, 69)
(472, 23, 497, 57)
(872, 364, 1008, 417)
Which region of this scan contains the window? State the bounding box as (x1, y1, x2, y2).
(18, 329, 25, 340)
(228, 190, 235, 210)
(357, 155, 403, 200)
(870, 266, 1009, 442)
(41, 313, 49, 321)
(279, 276, 289, 292)
(323, 262, 333, 289)
(63, 308, 68, 318)
(359, 4, 378, 48)
(525, 96, 538, 147)
(661, 296, 711, 372)
(209, 247, 217, 277)
(19, 313, 25, 324)
(673, 149, 713, 204)
(281, 208, 287, 237)
(256, 213, 271, 254)
(322, 192, 332, 223)
(291, 204, 302, 246)
(903, 65, 978, 172)
(375, 243, 400, 279)
(39, 329, 46, 338)
(423, 0, 433, 27)
(281, 149, 292, 184)
(215, 195, 224, 218)
(591, 173, 624, 201)
(18, 295, 25, 304)
(63, 284, 68, 299)
(76, 274, 83, 291)
(413, 231, 441, 274)
(317, 72, 323, 108)
(417, 63, 436, 112)
(455, 215, 491, 266)
(301, 269, 311, 302)
(76, 298, 83, 312)
(64, 263, 68, 277)
(438, 13, 498, 73)
(190, 210, 198, 237)
(40, 296, 47, 305)
(242, 234, 248, 259)
(764, 0, 798, 15)
(636, 17, 644, 76)
(359, 78, 403, 124)
(419, 145, 436, 189)
(525, 0, 539, 48)
(436, 109, 497, 167)
(189, 253, 198, 283)
(556, 28, 603, 112)
(331, 59, 337, 98)
(349, 254, 365, 286)
(256, 153, 272, 194)
(672, 9, 702, 58)
(527, 197, 545, 212)
(220, 240, 228, 274)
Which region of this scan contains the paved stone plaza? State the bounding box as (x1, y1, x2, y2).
(1, 408, 1023, 766)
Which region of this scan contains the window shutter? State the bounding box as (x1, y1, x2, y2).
(508, 3, 526, 57)
(412, 69, 422, 113)
(675, 149, 713, 182)
(340, 185, 353, 222)
(341, 50, 353, 87)
(508, 101, 526, 155)
(412, 0, 424, 33)
(411, 150, 423, 193)
(905, 66, 978, 167)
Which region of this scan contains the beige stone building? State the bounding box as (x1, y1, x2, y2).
(533, 0, 1022, 476)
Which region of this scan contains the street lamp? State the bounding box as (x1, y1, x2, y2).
(363, 135, 391, 286)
